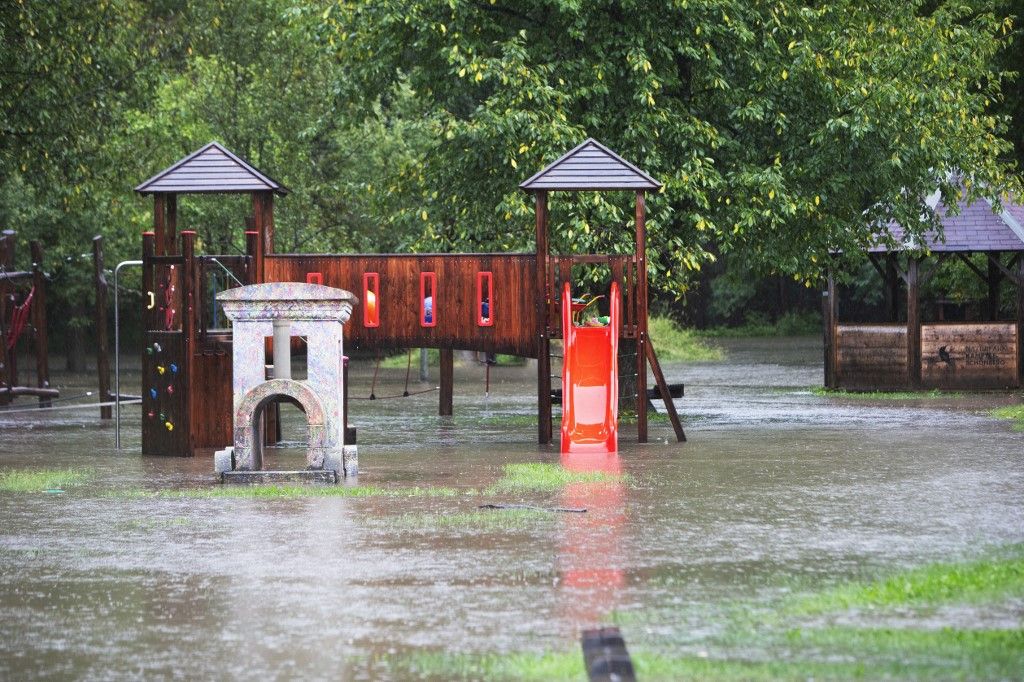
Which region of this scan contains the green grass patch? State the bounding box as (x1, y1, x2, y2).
(788, 545, 1024, 615)
(990, 403, 1024, 431)
(154, 484, 468, 499)
(811, 387, 962, 400)
(485, 462, 626, 495)
(0, 468, 94, 492)
(396, 508, 556, 531)
(648, 316, 724, 361)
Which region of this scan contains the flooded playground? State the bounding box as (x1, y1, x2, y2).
(1, 337, 1022, 679)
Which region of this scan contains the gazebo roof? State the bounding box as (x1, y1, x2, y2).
(871, 195, 1024, 253)
(520, 138, 662, 191)
(135, 141, 288, 196)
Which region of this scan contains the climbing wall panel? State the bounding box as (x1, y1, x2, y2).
(141, 331, 189, 456)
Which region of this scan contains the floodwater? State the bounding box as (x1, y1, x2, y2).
(1, 337, 1022, 679)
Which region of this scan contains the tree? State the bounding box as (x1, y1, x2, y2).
(323, 0, 1020, 296)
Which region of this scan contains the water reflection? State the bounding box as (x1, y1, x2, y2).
(559, 451, 626, 628)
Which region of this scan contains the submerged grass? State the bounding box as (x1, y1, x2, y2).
(484, 462, 627, 495)
(0, 468, 94, 492)
(811, 387, 962, 400)
(648, 316, 724, 362)
(787, 545, 1024, 615)
(990, 403, 1024, 430)
(386, 545, 1024, 681)
(155, 484, 468, 499)
(396, 508, 555, 531)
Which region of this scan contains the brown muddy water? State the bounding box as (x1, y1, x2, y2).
(0, 337, 1022, 679)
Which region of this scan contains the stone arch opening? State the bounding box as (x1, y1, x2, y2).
(234, 379, 327, 471)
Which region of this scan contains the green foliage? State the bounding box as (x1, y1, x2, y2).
(156, 484, 465, 498)
(325, 0, 1021, 295)
(647, 316, 724, 360)
(812, 387, 962, 399)
(0, 468, 94, 492)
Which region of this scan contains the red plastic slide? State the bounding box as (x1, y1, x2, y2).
(560, 281, 620, 454)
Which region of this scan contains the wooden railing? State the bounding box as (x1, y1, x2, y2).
(548, 254, 637, 339)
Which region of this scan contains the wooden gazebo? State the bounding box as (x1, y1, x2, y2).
(521, 138, 685, 444)
(823, 194, 1024, 390)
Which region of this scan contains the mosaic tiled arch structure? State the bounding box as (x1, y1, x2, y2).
(215, 282, 358, 479)
(233, 378, 327, 471)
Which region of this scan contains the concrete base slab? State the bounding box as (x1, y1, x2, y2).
(220, 470, 337, 485)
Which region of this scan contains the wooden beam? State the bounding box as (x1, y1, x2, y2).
(439, 347, 454, 416)
(987, 251, 1020, 283)
(92, 237, 111, 418)
(955, 252, 988, 283)
(635, 191, 648, 443)
(1017, 256, 1024, 385)
(906, 257, 921, 388)
(645, 341, 685, 442)
(823, 274, 838, 388)
(535, 190, 552, 444)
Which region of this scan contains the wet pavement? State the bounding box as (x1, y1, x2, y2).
(0, 337, 1022, 679)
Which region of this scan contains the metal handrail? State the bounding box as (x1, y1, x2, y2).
(114, 260, 143, 449)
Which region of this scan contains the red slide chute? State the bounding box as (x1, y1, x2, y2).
(560, 281, 620, 454)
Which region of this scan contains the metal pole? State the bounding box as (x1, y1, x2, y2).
(114, 260, 143, 449)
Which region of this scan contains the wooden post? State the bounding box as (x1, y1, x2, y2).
(535, 190, 552, 444)
(645, 341, 686, 442)
(0, 231, 11, 403)
(635, 191, 648, 443)
(439, 348, 454, 416)
(29, 241, 51, 408)
(822, 274, 837, 389)
(181, 231, 197, 455)
(153, 195, 166, 256)
(142, 232, 156, 330)
(165, 194, 178, 255)
(907, 256, 921, 388)
(1017, 257, 1023, 386)
(251, 193, 274, 283)
(92, 237, 111, 418)
(987, 255, 1001, 321)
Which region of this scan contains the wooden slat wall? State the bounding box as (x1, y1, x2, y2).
(835, 324, 908, 390)
(264, 254, 539, 357)
(189, 350, 233, 450)
(921, 323, 1019, 389)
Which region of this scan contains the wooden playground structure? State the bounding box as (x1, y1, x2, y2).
(0, 231, 57, 407)
(134, 140, 685, 456)
(823, 195, 1024, 390)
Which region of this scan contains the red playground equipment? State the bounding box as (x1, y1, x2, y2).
(134, 139, 685, 456)
(561, 281, 620, 453)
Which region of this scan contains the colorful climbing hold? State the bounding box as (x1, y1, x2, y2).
(149, 388, 158, 399)
(145, 346, 154, 355)
(167, 385, 174, 395)
(147, 411, 155, 419)
(157, 365, 166, 375)
(165, 421, 174, 431)
(169, 363, 178, 374)
(153, 342, 162, 353)
(159, 412, 166, 421)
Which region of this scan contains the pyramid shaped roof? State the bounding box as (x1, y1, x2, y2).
(871, 195, 1024, 253)
(520, 138, 662, 191)
(135, 141, 288, 195)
